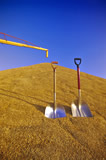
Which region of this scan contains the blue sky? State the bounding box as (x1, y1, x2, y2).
(0, 0, 106, 78)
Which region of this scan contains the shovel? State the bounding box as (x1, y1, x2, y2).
(45, 62, 66, 118)
(71, 58, 92, 117)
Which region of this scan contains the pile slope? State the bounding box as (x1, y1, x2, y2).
(0, 63, 106, 160)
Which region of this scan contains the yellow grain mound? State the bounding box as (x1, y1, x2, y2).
(0, 63, 106, 160)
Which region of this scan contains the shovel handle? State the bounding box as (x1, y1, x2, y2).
(74, 58, 81, 90)
(51, 61, 58, 69)
(74, 58, 81, 67)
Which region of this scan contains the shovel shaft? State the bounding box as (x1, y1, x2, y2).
(51, 61, 58, 111)
(54, 68, 56, 110)
(78, 89, 81, 106)
(74, 58, 81, 107)
(74, 58, 81, 90)
(77, 67, 80, 90)
(77, 67, 81, 107)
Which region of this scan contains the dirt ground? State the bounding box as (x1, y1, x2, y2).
(0, 63, 106, 160)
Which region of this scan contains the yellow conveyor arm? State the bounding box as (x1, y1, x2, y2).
(0, 39, 48, 58)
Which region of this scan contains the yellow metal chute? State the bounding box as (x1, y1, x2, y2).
(0, 39, 48, 58)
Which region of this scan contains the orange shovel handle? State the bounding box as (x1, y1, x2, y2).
(51, 61, 58, 69)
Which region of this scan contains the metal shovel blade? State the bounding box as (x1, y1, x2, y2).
(71, 103, 81, 117)
(45, 106, 55, 118)
(79, 104, 92, 117)
(45, 105, 66, 119)
(55, 107, 66, 118)
(71, 101, 92, 117)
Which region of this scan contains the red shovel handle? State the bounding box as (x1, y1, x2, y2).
(77, 67, 80, 89)
(74, 58, 81, 90)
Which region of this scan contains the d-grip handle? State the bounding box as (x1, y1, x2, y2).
(74, 58, 81, 67)
(51, 61, 58, 64)
(51, 61, 58, 69)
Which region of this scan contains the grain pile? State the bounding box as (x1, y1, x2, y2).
(0, 63, 106, 160)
